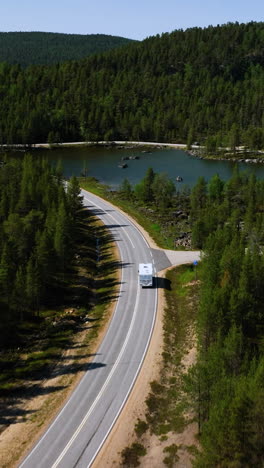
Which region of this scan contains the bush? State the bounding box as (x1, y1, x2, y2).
(135, 418, 148, 437)
(121, 442, 146, 467)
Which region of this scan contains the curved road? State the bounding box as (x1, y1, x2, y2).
(20, 189, 158, 468)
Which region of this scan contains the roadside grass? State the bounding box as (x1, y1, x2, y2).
(0, 208, 120, 401)
(80, 176, 108, 198)
(79, 177, 187, 249)
(177, 267, 196, 287)
(121, 264, 200, 466)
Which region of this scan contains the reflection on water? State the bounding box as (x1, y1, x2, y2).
(21, 146, 264, 188)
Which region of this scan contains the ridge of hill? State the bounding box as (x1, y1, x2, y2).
(0, 22, 263, 147)
(0, 31, 135, 67)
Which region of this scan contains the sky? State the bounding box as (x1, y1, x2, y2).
(0, 0, 263, 40)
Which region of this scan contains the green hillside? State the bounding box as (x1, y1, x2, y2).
(0, 22, 263, 148)
(0, 31, 135, 67)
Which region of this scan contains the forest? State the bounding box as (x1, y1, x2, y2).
(0, 155, 83, 345)
(0, 22, 263, 148)
(110, 167, 264, 466)
(186, 170, 264, 467)
(1, 153, 264, 464)
(0, 32, 134, 67)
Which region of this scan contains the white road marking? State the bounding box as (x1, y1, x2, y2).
(108, 213, 135, 249)
(87, 271, 158, 468)
(83, 196, 135, 249)
(20, 202, 125, 468)
(51, 280, 141, 468)
(21, 189, 156, 468)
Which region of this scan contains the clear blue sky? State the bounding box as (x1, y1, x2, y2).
(1, 0, 263, 40)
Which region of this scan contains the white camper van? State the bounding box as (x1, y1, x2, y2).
(139, 263, 153, 287)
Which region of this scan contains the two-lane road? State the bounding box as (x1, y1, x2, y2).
(20, 189, 158, 468)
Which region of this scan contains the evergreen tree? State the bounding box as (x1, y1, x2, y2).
(134, 167, 155, 203)
(207, 174, 224, 204)
(26, 254, 43, 315)
(11, 266, 28, 319)
(66, 176, 83, 220)
(190, 176, 207, 221)
(119, 178, 133, 200)
(54, 201, 69, 270)
(152, 172, 175, 209)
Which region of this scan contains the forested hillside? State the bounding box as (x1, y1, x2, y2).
(186, 170, 264, 466)
(0, 22, 263, 148)
(0, 32, 134, 67)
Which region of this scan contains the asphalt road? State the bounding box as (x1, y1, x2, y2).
(20, 189, 158, 468)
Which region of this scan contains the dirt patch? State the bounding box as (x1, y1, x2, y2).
(138, 340, 198, 468)
(138, 420, 198, 468)
(183, 280, 201, 288)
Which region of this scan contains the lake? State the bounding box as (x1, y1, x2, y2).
(30, 145, 264, 188)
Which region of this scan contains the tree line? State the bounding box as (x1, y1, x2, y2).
(0, 32, 134, 67)
(0, 22, 263, 149)
(119, 168, 176, 209)
(0, 155, 83, 333)
(185, 170, 264, 467)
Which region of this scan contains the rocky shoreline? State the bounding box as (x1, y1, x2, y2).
(187, 148, 264, 164)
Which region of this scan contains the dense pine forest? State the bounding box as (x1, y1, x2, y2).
(186, 170, 264, 467)
(0, 32, 134, 67)
(0, 155, 83, 344)
(0, 22, 263, 148)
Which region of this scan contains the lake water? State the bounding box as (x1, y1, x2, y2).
(31, 145, 264, 189)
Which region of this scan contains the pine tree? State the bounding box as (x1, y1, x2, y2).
(208, 173, 224, 204)
(190, 176, 207, 221)
(119, 178, 133, 200)
(26, 256, 41, 314)
(134, 167, 155, 203)
(152, 172, 175, 209)
(11, 266, 28, 320)
(66, 176, 83, 220)
(54, 201, 69, 275)
(0, 244, 13, 308)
